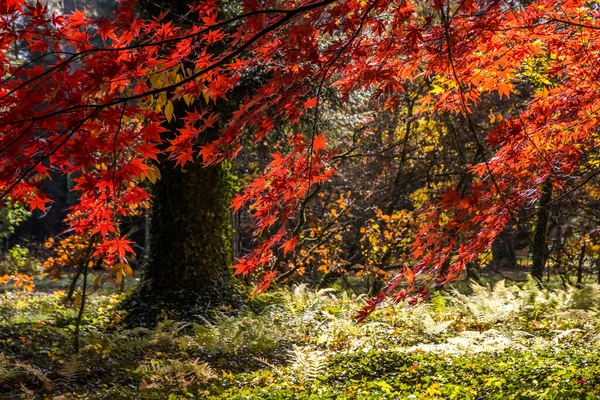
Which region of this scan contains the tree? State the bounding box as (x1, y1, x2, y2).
(129, 1, 238, 316)
(136, 105, 237, 314)
(531, 181, 553, 283)
(1, 0, 600, 320)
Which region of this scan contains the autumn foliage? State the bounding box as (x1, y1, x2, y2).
(1, 0, 600, 318)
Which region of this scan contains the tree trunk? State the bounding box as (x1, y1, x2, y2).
(491, 229, 517, 271)
(120, 1, 242, 324)
(576, 242, 586, 287)
(137, 157, 235, 310)
(466, 262, 481, 282)
(531, 181, 552, 283)
(126, 99, 237, 323)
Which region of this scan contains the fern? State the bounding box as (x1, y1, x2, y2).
(15, 362, 54, 391)
(451, 280, 520, 324)
(19, 383, 35, 400)
(430, 294, 449, 314)
(135, 359, 216, 387)
(419, 313, 454, 335)
(193, 312, 280, 353)
(252, 355, 282, 375)
(565, 284, 600, 310)
(0, 353, 20, 387)
(552, 328, 584, 344)
(58, 354, 83, 385)
(119, 336, 152, 353)
(288, 345, 327, 383)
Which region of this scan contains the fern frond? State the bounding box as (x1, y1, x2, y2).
(16, 362, 53, 390)
(58, 354, 83, 385)
(288, 345, 327, 383)
(0, 353, 20, 387)
(135, 359, 217, 386)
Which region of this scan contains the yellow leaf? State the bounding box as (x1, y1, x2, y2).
(149, 74, 162, 89)
(154, 92, 167, 111)
(430, 85, 444, 95)
(74, 293, 82, 307)
(183, 94, 194, 107)
(110, 263, 124, 273)
(164, 100, 175, 123)
(147, 165, 161, 184)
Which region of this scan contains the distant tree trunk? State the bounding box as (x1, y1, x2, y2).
(531, 181, 553, 283)
(66, 268, 82, 300)
(576, 242, 586, 287)
(318, 269, 344, 289)
(491, 229, 517, 271)
(466, 263, 480, 282)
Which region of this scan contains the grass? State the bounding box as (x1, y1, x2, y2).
(0, 279, 599, 399)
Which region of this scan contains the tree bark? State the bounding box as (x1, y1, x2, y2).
(576, 242, 586, 287)
(531, 181, 553, 283)
(137, 155, 235, 309)
(491, 229, 517, 271)
(122, 0, 239, 324)
(466, 262, 481, 282)
(126, 85, 237, 319)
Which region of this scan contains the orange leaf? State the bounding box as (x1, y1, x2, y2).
(303, 97, 317, 110)
(280, 236, 298, 256)
(312, 135, 328, 153)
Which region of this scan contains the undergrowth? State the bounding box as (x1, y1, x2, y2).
(0, 279, 599, 399)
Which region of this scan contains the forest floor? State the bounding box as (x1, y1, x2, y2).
(0, 278, 599, 399)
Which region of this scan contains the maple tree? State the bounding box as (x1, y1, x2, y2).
(129, 0, 240, 315)
(2, 0, 600, 319)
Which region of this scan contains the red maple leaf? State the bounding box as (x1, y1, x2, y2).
(312, 135, 328, 153)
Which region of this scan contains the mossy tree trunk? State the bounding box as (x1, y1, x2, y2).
(130, 84, 238, 312)
(139, 156, 235, 307)
(124, 1, 239, 322)
(531, 181, 553, 283)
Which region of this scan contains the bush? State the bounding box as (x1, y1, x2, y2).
(0, 244, 42, 277)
